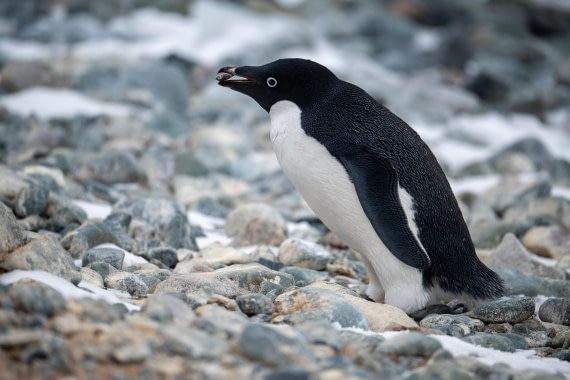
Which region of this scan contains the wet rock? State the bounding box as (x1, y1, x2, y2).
(419, 314, 485, 337)
(226, 203, 287, 247)
(467, 297, 535, 324)
(539, 298, 570, 325)
(278, 239, 331, 271)
(104, 271, 149, 297)
(0, 203, 27, 253)
(81, 247, 125, 269)
(499, 269, 570, 298)
(61, 221, 120, 258)
(274, 287, 368, 330)
(13, 185, 49, 218)
(0, 234, 81, 284)
(236, 293, 275, 316)
(462, 333, 516, 352)
(8, 279, 66, 317)
(487, 233, 565, 280)
(237, 323, 313, 367)
(522, 225, 570, 260)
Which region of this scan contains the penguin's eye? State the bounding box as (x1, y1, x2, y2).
(266, 77, 278, 88)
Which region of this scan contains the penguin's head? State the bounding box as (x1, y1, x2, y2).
(217, 58, 338, 112)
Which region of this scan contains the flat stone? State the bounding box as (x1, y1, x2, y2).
(278, 239, 331, 270)
(467, 297, 535, 324)
(295, 320, 344, 351)
(86, 261, 119, 280)
(141, 293, 196, 324)
(81, 247, 125, 269)
(279, 266, 330, 286)
(61, 221, 120, 258)
(274, 287, 368, 330)
(112, 343, 151, 363)
(74, 151, 148, 185)
(160, 324, 228, 360)
(0, 203, 27, 254)
(193, 243, 250, 266)
(502, 197, 570, 230)
(552, 330, 570, 349)
(376, 332, 442, 357)
(0, 234, 81, 284)
(538, 298, 570, 325)
(104, 271, 149, 297)
(237, 323, 313, 366)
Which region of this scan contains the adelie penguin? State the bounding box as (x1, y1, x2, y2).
(217, 58, 505, 313)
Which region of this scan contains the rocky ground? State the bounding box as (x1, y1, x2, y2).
(1, 0, 570, 379)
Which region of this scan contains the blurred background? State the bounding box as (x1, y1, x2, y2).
(1, 0, 570, 219)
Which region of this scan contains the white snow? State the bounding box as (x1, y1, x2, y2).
(0, 87, 131, 119)
(0, 270, 139, 311)
(340, 328, 570, 376)
(72, 200, 113, 220)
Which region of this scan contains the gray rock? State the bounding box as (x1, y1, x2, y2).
(147, 246, 178, 268)
(295, 320, 344, 351)
(419, 314, 485, 337)
(104, 271, 149, 297)
(462, 333, 517, 352)
(0, 234, 81, 284)
(538, 298, 570, 325)
(134, 273, 162, 293)
(14, 185, 49, 218)
(103, 212, 135, 252)
(236, 293, 275, 315)
(70, 298, 124, 324)
(8, 279, 66, 317)
(487, 233, 565, 280)
(112, 343, 151, 363)
(160, 324, 228, 359)
(274, 287, 368, 330)
(81, 247, 125, 269)
(80, 267, 104, 287)
(468, 297, 535, 324)
(237, 323, 313, 366)
(140, 293, 195, 324)
(469, 220, 518, 249)
(61, 221, 120, 258)
(489, 138, 554, 172)
(483, 177, 551, 215)
(502, 197, 570, 230)
(278, 239, 331, 270)
(164, 214, 197, 250)
(45, 194, 88, 226)
(376, 332, 442, 357)
(500, 333, 530, 350)
(225, 203, 288, 247)
(279, 266, 330, 286)
(86, 261, 118, 280)
(113, 196, 188, 231)
(552, 330, 570, 349)
(0, 203, 27, 253)
(499, 269, 570, 298)
(74, 151, 148, 185)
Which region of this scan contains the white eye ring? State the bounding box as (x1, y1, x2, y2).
(267, 77, 277, 87)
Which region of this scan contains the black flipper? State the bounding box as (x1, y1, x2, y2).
(338, 150, 431, 270)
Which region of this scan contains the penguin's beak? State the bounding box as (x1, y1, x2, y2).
(216, 66, 257, 88)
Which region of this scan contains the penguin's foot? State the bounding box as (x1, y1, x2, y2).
(365, 283, 385, 303)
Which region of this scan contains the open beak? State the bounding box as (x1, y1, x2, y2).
(216, 66, 257, 88)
